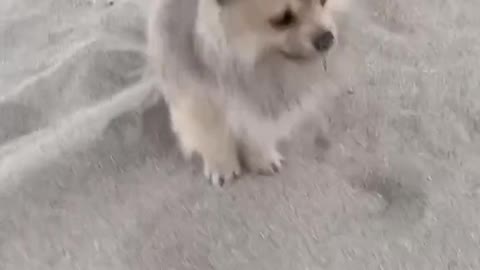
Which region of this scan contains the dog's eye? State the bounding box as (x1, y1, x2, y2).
(320, 0, 327, 6)
(269, 9, 296, 29)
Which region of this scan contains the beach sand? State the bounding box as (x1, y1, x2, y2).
(1, 0, 480, 269)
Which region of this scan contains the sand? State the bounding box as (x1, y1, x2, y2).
(1, 0, 480, 269)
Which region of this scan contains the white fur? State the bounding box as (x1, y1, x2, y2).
(148, 0, 353, 186)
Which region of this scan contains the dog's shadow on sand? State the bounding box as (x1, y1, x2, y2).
(141, 99, 177, 155)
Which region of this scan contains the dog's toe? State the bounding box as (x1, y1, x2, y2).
(271, 156, 284, 173)
(204, 163, 241, 187)
(244, 147, 284, 175)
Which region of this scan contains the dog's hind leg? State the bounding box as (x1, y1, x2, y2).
(169, 95, 241, 187)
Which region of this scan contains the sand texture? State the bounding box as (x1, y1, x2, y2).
(1, 0, 480, 269)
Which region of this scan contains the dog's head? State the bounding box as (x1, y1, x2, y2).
(216, 0, 350, 62)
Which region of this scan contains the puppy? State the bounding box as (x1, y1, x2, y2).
(148, 0, 353, 186)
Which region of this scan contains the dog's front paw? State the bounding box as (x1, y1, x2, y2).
(242, 145, 284, 175)
(203, 157, 241, 187)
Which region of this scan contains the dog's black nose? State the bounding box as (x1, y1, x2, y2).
(313, 31, 334, 52)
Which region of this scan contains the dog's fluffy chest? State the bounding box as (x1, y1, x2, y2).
(220, 59, 329, 120)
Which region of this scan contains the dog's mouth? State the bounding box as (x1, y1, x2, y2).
(280, 51, 328, 71)
(280, 51, 312, 62)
